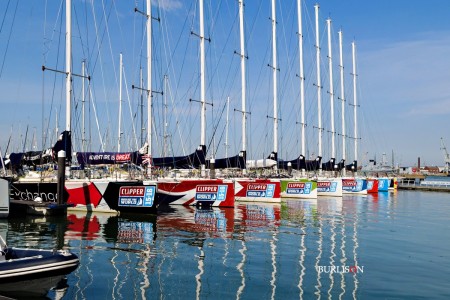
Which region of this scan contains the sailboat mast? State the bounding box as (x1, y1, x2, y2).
(297, 0, 306, 165)
(140, 68, 144, 147)
(352, 41, 358, 175)
(327, 18, 335, 162)
(118, 53, 123, 152)
(271, 0, 278, 158)
(146, 0, 152, 161)
(238, 0, 247, 158)
(200, 0, 206, 149)
(314, 4, 322, 170)
(81, 61, 86, 153)
(65, 0, 72, 133)
(338, 30, 346, 176)
(164, 75, 168, 157)
(225, 97, 230, 158)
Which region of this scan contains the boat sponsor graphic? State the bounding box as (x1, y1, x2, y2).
(286, 182, 312, 195)
(77, 151, 135, 165)
(119, 186, 155, 207)
(367, 181, 374, 190)
(114, 153, 132, 162)
(11, 183, 60, 202)
(246, 183, 275, 198)
(342, 180, 357, 187)
(195, 185, 228, 202)
(378, 179, 389, 191)
(317, 181, 338, 193)
(342, 179, 363, 192)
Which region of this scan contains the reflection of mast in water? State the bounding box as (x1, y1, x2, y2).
(285, 199, 315, 299)
(297, 219, 306, 298)
(270, 228, 278, 300)
(340, 206, 347, 299)
(196, 247, 205, 300)
(236, 203, 281, 299)
(236, 240, 247, 299)
(314, 204, 323, 298)
(352, 205, 360, 298)
(66, 212, 100, 298)
(327, 199, 337, 299)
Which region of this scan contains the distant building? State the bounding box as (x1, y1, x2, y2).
(423, 166, 440, 174)
(398, 166, 443, 175)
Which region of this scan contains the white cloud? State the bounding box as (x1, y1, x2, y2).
(360, 32, 450, 117)
(353, 32, 450, 165)
(152, 0, 183, 12)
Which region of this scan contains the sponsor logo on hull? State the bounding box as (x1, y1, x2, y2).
(343, 179, 363, 192)
(195, 185, 228, 202)
(286, 182, 312, 195)
(246, 184, 275, 198)
(119, 186, 155, 207)
(318, 181, 338, 193)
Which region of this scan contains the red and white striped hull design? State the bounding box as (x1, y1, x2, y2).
(234, 179, 281, 203)
(156, 179, 235, 207)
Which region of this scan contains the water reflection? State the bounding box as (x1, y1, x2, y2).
(66, 198, 366, 299)
(282, 197, 363, 299)
(0, 215, 74, 299)
(0, 195, 383, 299)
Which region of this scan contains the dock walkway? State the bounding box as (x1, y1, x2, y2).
(398, 179, 450, 192)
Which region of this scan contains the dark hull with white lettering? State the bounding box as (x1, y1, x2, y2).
(10, 180, 158, 215)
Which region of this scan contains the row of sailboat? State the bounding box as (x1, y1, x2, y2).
(3, 0, 397, 215)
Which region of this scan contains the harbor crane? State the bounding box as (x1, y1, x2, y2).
(440, 137, 450, 174)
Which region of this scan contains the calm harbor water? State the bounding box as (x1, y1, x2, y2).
(1, 190, 450, 299)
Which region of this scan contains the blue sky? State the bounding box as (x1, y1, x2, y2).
(0, 0, 449, 167)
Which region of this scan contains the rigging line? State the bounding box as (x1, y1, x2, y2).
(167, 74, 187, 157)
(101, 0, 120, 140)
(209, 6, 239, 105)
(246, 0, 264, 47)
(89, 0, 114, 149)
(83, 0, 90, 65)
(42, 1, 63, 64)
(43, 2, 64, 151)
(0, 0, 11, 34)
(0, 0, 18, 79)
(160, 3, 197, 142)
(206, 99, 227, 155)
(42, 0, 48, 62)
(157, 1, 190, 97)
(123, 67, 139, 151)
